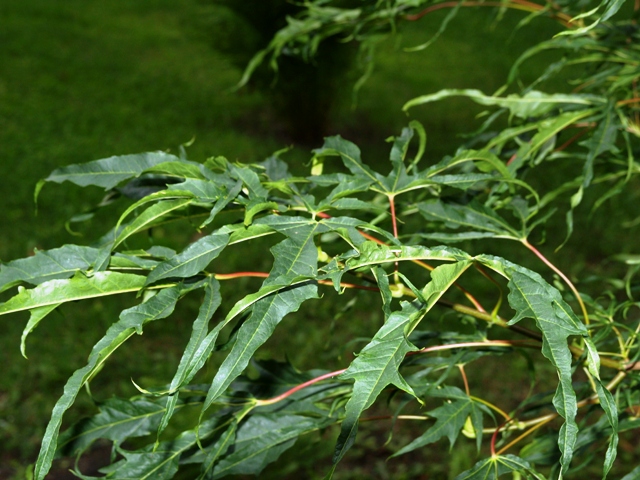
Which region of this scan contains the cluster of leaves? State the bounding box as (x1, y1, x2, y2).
(3, 1, 640, 479)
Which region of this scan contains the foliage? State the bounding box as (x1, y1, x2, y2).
(3, 1, 640, 479)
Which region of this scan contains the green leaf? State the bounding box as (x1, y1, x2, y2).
(166, 178, 227, 202)
(145, 230, 230, 285)
(200, 224, 320, 415)
(34, 286, 182, 480)
(477, 255, 588, 475)
(583, 337, 619, 478)
(334, 261, 471, 464)
(99, 418, 218, 480)
(418, 200, 523, 241)
(143, 160, 208, 180)
(313, 136, 384, 189)
(56, 396, 188, 456)
(393, 399, 472, 457)
(621, 465, 640, 480)
(44, 152, 183, 190)
(114, 197, 195, 248)
(20, 303, 60, 358)
(156, 277, 222, 439)
(510, 109, 597, 171)
(404, 89, 604, 119)
(455, 454, 545, 480)
(333, 242, 471, 280)
(581, 103, 618, 187)
(0, 245, 101, 293)
(208, 414, 330, 479)
(0, 272, 147, 316)
(197, 419, 238, 479)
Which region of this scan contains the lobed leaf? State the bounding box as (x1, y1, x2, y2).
(56, 396, 189, 457)
(334, 261, 471, 465)
(477, 254, 588, 474)
(455, 454, 545, 480)
(156, 277, 222, 439)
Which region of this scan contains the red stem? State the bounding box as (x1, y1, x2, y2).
(257, 369, 347, 405)
(215, 271, 379, 292)
(317, 211, 488, 312)
(521, 239, 589, 325)
(408, 339, 539, 356)
(554, 128, 589, 153)
(257, 340, 538, 407)
(405, 1, 571, 27)
(389, 195, 399, 239)
(458, 364, 470, 396)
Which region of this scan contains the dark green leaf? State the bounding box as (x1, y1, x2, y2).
(57, 396, 188, 456)
(208, 414, 330, 479)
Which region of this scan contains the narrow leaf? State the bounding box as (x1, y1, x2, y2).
(44, 152, 182, 190)
(34, 286, 182, 480)
(0, 245, 101, 293)
(200, 225, 320, 415)
(145, 230, 230, 285)
(0, 272, 146, 316)
(156, 278, 222, 438)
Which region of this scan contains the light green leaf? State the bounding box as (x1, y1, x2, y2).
(455, 454, 545, 480)
(510, 109, 597, 171)
(621, 465, 640, 480)
(404, 89, 604, 119)
(0, 272, 147, 316)
(393, 399, 472, 457)
(145, 230, 230, 285)
(200, 224, 320, 415)
(44, 152, 182, 190)
(20, 303, 60, 358)
(334, 261, 471, 464)
(114, 197, 194, 249)
(0, 245, 101, 293)
(477, 255, 588, 475)
(34, 286, 182, 480)
(313, 136, 384, 189)
(143, 160, 208, 180)
(156, 277, 222, 439)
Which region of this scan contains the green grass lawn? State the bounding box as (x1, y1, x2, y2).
(0, 1, 579, 478)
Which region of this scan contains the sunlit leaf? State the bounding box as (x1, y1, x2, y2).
(34, 286, 182, 480)
(0, 272, 146, 316)
(43, 152, 183, 190)
(0, 245, 101, 293)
